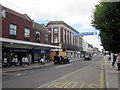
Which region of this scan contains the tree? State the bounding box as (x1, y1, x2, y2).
(92, 1, 120, 53)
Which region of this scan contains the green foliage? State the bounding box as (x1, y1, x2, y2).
(92, 2, 120, 53)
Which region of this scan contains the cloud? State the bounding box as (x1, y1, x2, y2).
(1, 0, 103, 50)
(83, 35, 103, 51)
(1, 0, 101, 26)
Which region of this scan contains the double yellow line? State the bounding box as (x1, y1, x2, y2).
(100, 60, 105, 88)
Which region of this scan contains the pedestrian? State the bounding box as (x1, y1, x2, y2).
(111, 53, 117, 66)
(12, 55, 18, 67)
(22, 56, 25, 67)
(106, 54, 111, 63)
(14, 55, 18, 67)
(28, 54, 32, 64)
(12, 56, 15, 67)
(116, 53, 120, 71)
(25, 56, 28, 67)
(40, 58, 45, 64)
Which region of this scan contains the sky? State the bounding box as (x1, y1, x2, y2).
(0, 0, 103, 51)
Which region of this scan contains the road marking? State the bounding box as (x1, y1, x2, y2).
(71, 81, 78, 88)
(47, 82, 56, 88)
(60, 72, 75, 79)
(16, 74, 21, 76)
(55, 64, 71, 69)
(88, 84, 99, 88)
(64, 81, 72, 88)
(54, 81, 69, 88)
(64, 81, 78, 88)
(37, 68, 80, 88)
(47, 81, 99, 88)
(105, 69, 109, 88)
(79, 82, 85, 88)
(37, 62, 99, 88)
(100, 60, 104, 88)
(37, 77, 63, 88)
(13, 73, 22, 76)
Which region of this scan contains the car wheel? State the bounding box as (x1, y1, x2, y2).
(68, 61, 70, 63)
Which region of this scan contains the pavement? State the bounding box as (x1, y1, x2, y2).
(2, 57, 81, 73)
(2, 57, 120, 89)
(103, 59, 120, 89)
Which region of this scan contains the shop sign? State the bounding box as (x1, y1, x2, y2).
(41, 50, 45, 53)
(32, 49, 41, 53)
(3, 48, 31, 53)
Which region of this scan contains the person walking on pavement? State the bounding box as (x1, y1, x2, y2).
(111, 53, 117, 67)
(40, 58, 45, 64)
(106, 54, 111, 63)
(12, 55, 18, 67)
(22, 56, 25, 67)
(25, 56, 28, 67)
(14, 55, 18, 67)
(116, 53, 120, 71)
(28, 54, 32, 64)
(12, 56, 15, 67)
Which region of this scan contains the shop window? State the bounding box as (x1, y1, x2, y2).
(25, 28, 30, 38)
(54, 37, 58, 43)
(45, 34, 48, 41)
(36, 31, 40, 40)
(9, 24, 17, 35)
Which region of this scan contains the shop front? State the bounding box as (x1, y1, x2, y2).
(2, 47, 51, 66)
(2, 47, 32, 67)
(32, 49, 50, 63)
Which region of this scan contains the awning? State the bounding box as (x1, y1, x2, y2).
(0, 37, 61, 49)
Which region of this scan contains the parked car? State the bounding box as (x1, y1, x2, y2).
(84, 54, 92, 60)
(54, 55, 70, 65)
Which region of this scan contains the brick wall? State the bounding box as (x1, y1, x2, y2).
(2, 12, 33, 41)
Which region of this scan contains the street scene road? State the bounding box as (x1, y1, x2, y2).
(3, 55, 106, 89)
(1, 1, 120, 90)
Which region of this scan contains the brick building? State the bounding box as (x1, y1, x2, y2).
(47, 21, 83, 59)
(0, 5, 60, 66)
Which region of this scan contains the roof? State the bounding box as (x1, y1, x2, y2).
(34, 23, 49, 34)
(47, 21, 79, 33)
(1, 5, 32, 21)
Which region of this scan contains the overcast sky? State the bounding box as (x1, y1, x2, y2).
(1, 0, 103, 51)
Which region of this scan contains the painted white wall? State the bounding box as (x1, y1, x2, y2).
(82, 40, 89, 52)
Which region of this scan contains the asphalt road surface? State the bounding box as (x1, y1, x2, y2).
(3, 54, 105, 89)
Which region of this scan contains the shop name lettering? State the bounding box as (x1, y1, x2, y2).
(10, 49, 29, 52)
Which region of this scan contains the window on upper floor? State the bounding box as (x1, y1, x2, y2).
(9, 24, 17, 35)
(54, 28, 58, 33)
(36, 31, 40, 40)
(54, 37, 58, 43)
(24, 28, 30, 38)
(45, 34, 48, 41)
(64, 29, 66, 35)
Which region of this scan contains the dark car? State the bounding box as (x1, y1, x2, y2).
(84, 54, 92, 60)
(54, 55, 70, 65)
